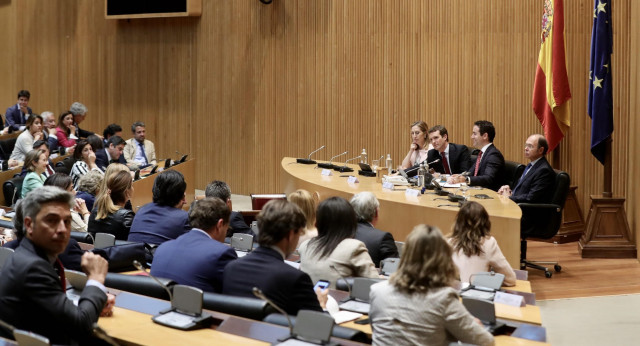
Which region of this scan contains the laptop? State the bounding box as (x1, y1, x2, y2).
(462, 297, 506, 335)
(460, 272, 505, 301)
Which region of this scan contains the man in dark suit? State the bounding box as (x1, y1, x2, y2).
(350, 192, 399, 267)
(128, 170, 190, 245)
(223, 199, 326, 315)
(151, 198, 237, 293)
(69, 102, 96, 138)
(498, 134, 555, 204)
(426, 125, 471, 174)
(205, 180, 255, 238)
(95, 135, 127, 171)
(0, 186, 113, 344)
(5, 90, 33, 132)
(449, 120, 505, 191)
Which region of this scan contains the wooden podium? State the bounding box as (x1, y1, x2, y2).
(578, 195, 637, 258)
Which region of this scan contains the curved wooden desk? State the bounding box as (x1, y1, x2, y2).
(281, 157, 522, 267)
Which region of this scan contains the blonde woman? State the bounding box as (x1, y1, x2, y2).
(88, 170, 134, 240)
(369, 225, 494, 346)
(449, 201, 516, 286)
(20, 149, 48, 198)
(287, 189, 318, 248)
(401, 121, 431, 169)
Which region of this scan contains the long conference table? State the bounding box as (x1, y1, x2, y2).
(281, 157, 522, 268)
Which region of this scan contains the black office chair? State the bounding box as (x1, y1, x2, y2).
(519, 170, 570, 278)
(504, 160, 525, 190)
(3, 176, 24, 207)
(0, 137, 17, 161)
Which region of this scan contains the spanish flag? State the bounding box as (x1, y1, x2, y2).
(532, 0, 571, 152)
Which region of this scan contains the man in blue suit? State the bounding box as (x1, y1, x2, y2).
(223, 199, 326, 315)
(150, 198, 238, 293)
(498, 134, 555, 204)
(128, 170, 190, 245)
(449, 120, 505, 191)
(5, 90, 33, 132)
(95, 136, 127, 171)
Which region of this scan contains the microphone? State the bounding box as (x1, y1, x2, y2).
(133, 260, 173, 301)
(334, 155, 360, 173)
(405, 158, 440, 177)
(92, 323, 120, 346)
(317, 151, 347, 169)
(252, 287, 294, 336)
(175, 150, 188, 163)
(330, 265, 352, 301)
(297, 145, 325, 164)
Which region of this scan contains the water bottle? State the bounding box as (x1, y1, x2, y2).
(417, 163, 425, 187)
(360, 149, 368, 165)
(386, 154, 393, 174)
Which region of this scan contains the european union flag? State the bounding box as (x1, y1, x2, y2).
(588, 0, 613, 164)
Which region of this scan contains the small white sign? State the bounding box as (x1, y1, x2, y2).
(494, 291, 525, 307)
(347, 176, 359, 184)
(321, 169, 333, 176)
(382, 182, 394, 190)
(405, 188, 420, 197)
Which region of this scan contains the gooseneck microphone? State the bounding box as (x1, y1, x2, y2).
(133, 260, 173, 301)
(297, 145, 325, 164)
(330, 265, 352, 301)
(317, 151, 348, 169)
(405, 158, 440, 177)
(252, 287, 294, 335)
(335, 155, 360, 173)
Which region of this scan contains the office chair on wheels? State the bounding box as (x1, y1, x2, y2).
(519, 170, 570, 278)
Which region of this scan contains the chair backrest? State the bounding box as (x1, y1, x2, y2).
(551, 169, 571, 208)
(520, 170, 571, 239)
(0, 247, 15, 269)
(94, 232, 116, 249)
(3, 176, 24, 207)
(202, 292, 276, 321)
(0, 137, 17, 161)
(104, 272, 175, 300)
(70, 231, 94, 244)
(263, 313, 368, 343)
(504, 160, 526, 190)
(250, 194, 286, 210)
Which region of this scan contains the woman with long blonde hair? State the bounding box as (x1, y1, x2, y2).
(287, 189, 318, 248)
(88, 170, 134, 240)
(369, 225, 494, 346)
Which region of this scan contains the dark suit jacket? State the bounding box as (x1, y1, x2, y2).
(3, 237, 85, 272)
(151, 230, 237, 293)
(426, 142, 471, 174)
(227, 211, 256, 238)
(73, 122, 95, 138)
(5, 104, 32, 132)
(95, 148, 127, 171)
(510, 156, 555, 204)
(466, 144, 505, 191)
(128, 202, 190, 245)
(88, 207, 135, 240)
(223, 246, 322, 315)
(0, 238, 107, 344)
(355, 221, 399, 267)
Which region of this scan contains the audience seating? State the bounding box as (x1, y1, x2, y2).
(250, 194, 286, 210)
(0, 136, 17, 161)
(335, 277, 385, 292)
(3, 176, 24, 206)
(519, 170, 570, 278)
(263, 313, 369, 343)
(202, 292, 276, 321)
(70, 231, 94, 244)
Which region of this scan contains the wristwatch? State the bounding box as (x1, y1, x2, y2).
(466, 176, 471, 185)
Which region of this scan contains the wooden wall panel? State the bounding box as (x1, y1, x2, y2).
(0, 0, 637, 248)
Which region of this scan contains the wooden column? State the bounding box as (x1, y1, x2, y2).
(579, 195, 637, 258)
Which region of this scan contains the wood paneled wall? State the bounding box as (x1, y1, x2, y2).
(0, 0, 637, 247)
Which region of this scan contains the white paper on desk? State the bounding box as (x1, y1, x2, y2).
(332, 310, 363, 324)
(443, 183, 461, 188)
(494, 291, 525, 307)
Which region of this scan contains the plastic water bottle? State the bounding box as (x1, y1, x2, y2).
(417, 163, 425, 187)
(360, 149, 367, 165)
(386, 154, 393, 174)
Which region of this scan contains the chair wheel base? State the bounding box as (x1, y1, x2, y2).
(554, 264, 562, 272)
(545, 271, 552, 278)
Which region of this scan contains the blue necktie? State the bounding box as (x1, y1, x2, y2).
(138, 141, 148, 165)
(513, 163, 532, 195)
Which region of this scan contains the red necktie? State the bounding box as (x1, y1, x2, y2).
(55, 258, 67, 292)
(473, 151, 483, 176)
(441, 152, 451, 174)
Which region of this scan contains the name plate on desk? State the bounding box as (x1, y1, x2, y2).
(347, 176, 359, 184)
(382, 182, 394, 190)
(405, 189, 420, 197)
(494, 291, 525, 307)
(321, 169, 333, 176)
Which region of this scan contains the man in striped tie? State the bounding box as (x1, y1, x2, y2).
(498, 134, 555, 204)
(448, 120, 505, 191)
